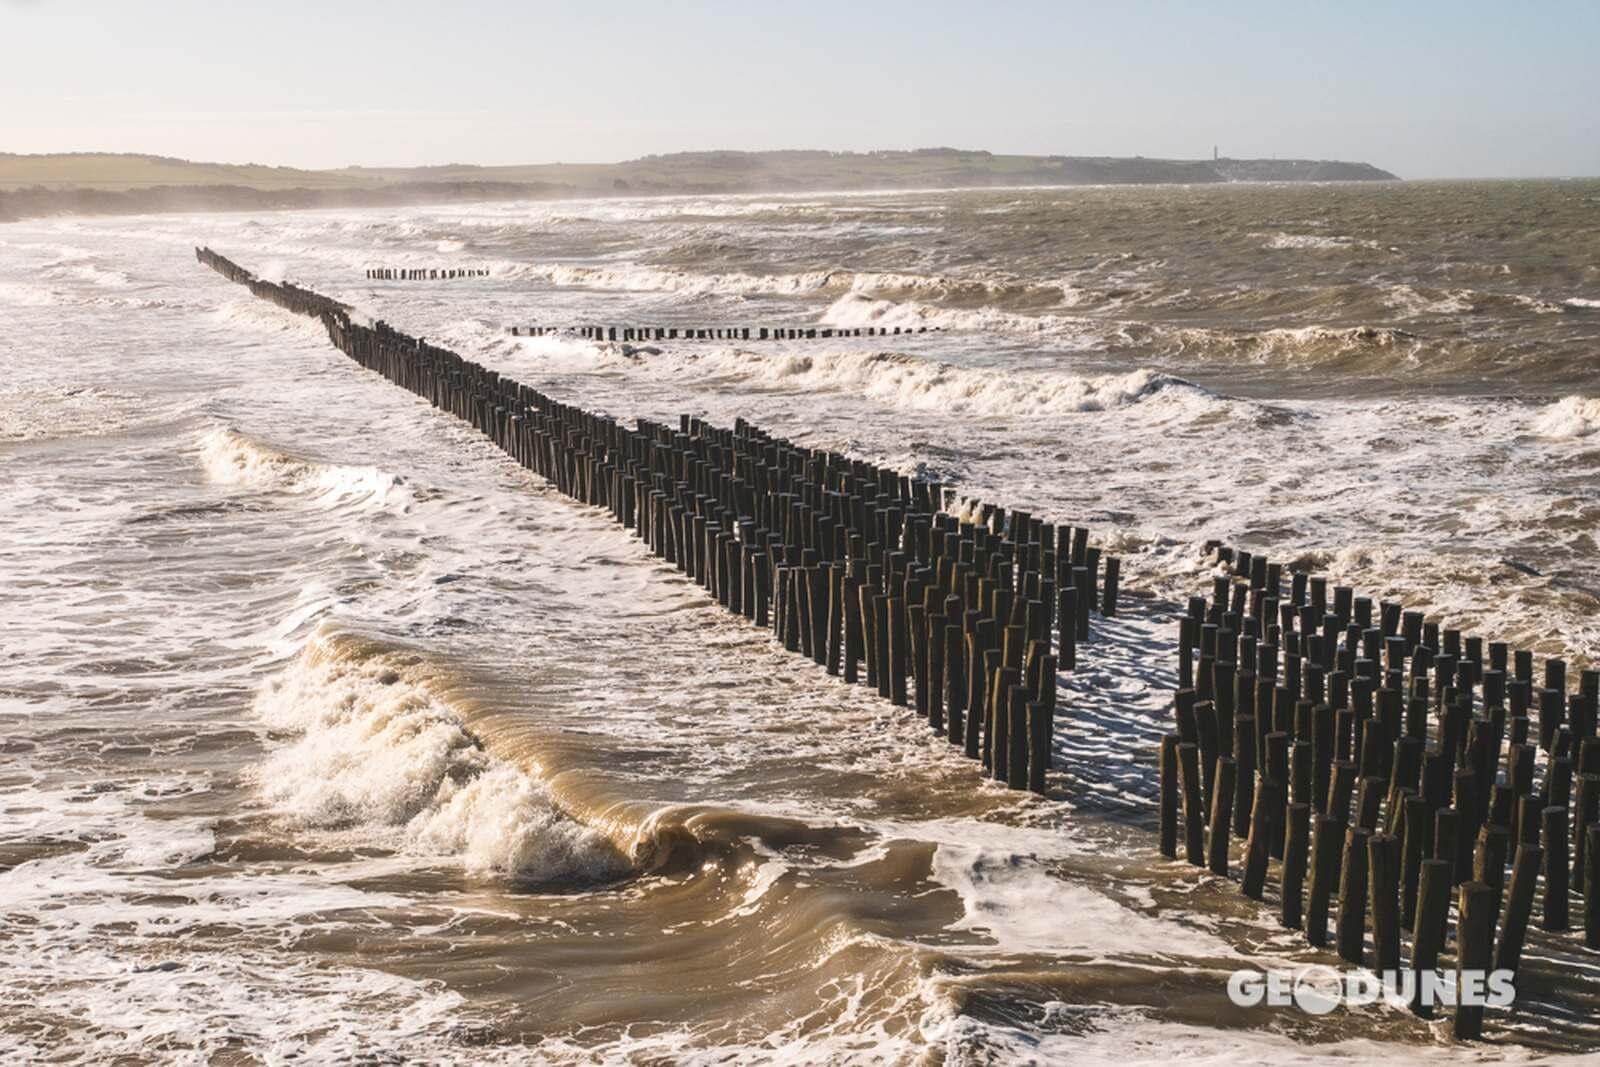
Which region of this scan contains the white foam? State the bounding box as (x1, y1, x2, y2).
(253, 631, 627, 883)
(1530, 395, 1600, 438)
(1260, 232, 1382, 251)
(1382, 283, 1474, 316)
(929, 842, 1240, 961)
(198, 425, 412, 509)
(820, 290, 1096, 339)
(572, 342, 1223, 420)
(209, 292, 322, 335)
(0, 384, 150, 442)
(44, 261, 133, 288)
(511, 260, 1070, 308)
(0, 280, 57, 306)
(927, 1008, 1542, 1066)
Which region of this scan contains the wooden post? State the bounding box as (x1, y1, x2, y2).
(1410, 857, 1452, 1018)
(1159, 734, 1180, 858)
(1587, 824, 1600, 949)
(1006, 688, 1029, 790)
(1241, 777, 1278, 898)
(1336, 824, 1372, 964)
(1027, 701, 1050, 794)
(1179, 742, 1206, 865)
(1543, 805, 1570, 931)
(1208, 757, 1236, 876)
(1282, 801, 1310, 929)
(1493, 843, 1543, 984)
(1307, 814, 1344, 946)
(1454, 881, 1496, 1040)
(1368, 832, 1401, 974)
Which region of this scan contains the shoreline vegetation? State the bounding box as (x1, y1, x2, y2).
(0, 148, 1398, 222)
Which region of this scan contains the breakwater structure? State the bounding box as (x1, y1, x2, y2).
(366, 267, 490, 279)
(1161, 545, 1599, 1039)
(510, 324, 942, 341)
(197, 246, 1121, 802)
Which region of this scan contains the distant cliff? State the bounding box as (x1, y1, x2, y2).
(0, 149, 1398, 222)
(1212, 158, 1397, 182)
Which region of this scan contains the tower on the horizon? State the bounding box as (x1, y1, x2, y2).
(1213, 145, 1218, 161)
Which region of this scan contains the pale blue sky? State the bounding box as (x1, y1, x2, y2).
(4, 0, 1597, 178)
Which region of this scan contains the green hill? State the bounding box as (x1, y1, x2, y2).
(0, 148, 1398, 221)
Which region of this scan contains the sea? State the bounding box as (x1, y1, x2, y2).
(2, 179, 1599, 1063)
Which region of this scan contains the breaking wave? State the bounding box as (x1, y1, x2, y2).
(1530, 395, 1600, 438)
(1259, 231, 1383, 252)
(511, 261, 1078, 308)
(591, 343, 1222, 418)
(198, 426, 412, 509)
(254, 630, 629, 884)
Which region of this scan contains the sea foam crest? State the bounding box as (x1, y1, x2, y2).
(511, 260, 1068, 305)
(254, 631, 628, 883)
(1530, 395, 1600, 439)
(198, 426, 411, 509)
(604, 343, 1218, 419)
(819, 291, 1101, 339)
(1260, 232, 1382, 252)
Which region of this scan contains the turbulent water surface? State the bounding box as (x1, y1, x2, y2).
(3, 181, 1600, 1063)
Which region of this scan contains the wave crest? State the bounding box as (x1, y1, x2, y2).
(1530, 395, 1600, 439)
(590, 343, 1219, 418)
(198, 427, 411, 509)
(254, 630, 629, 884)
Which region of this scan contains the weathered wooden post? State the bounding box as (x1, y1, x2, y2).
(1307, 813, 1344, 946)
(1159, 734, 1180, 858)
(1208, 757, 1236, 875)
(1179, 742, 1206, 865)
(1494, 843, 1543, 984)
(1336, 825, 1372, 964)
(1543, 805, 1570, 930)
(1453, 881, 1496, 1040)
(1368, 832, 1401, 974)
(1410, 857, 1452, 1018)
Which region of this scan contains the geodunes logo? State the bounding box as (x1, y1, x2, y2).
(1227, 966, 1515, 1014)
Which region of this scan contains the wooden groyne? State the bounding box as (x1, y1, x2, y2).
(1162, 545, 1599, 1038)
(366, 267, 489, 280)
(199, 248, 351, 317)
(510, 324, 942, 342)
(196, 246, 1120, 797)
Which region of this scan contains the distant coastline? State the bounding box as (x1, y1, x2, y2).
(0, 148, 1399, 223)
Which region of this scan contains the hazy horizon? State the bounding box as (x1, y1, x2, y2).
(4, 0, 1597, 181)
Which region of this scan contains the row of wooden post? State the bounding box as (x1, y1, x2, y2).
(196, 247, 1122, 799)
(509, 325, 942, 341)
(366, 267, 489, 280)
(1158, 544, 1600, 1040)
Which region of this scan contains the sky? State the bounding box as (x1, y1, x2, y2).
(3, 0, 1597, 180)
